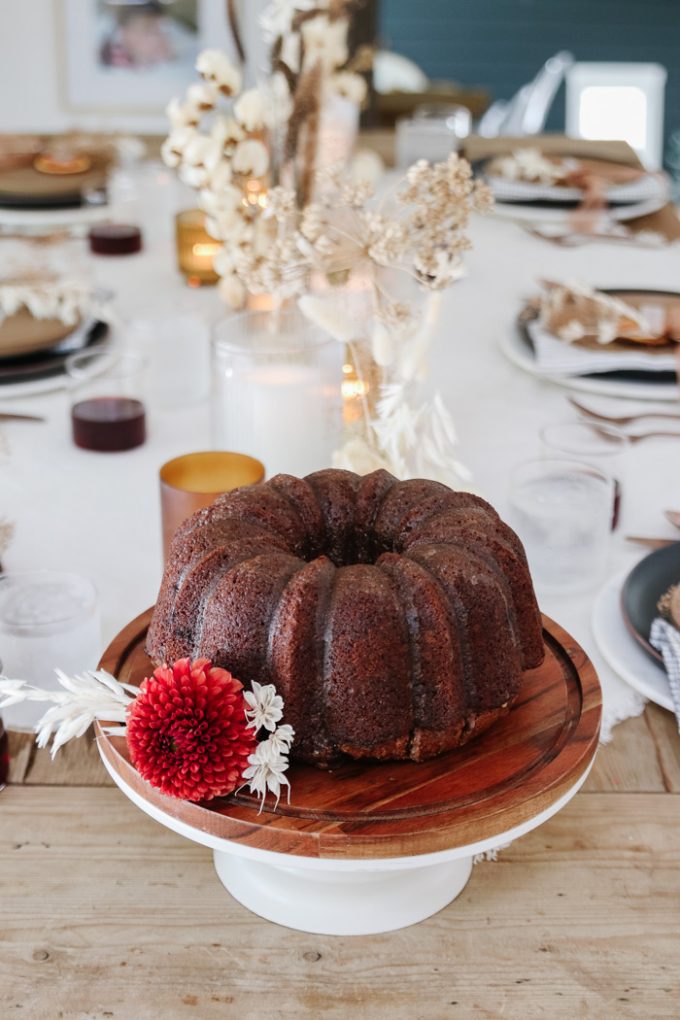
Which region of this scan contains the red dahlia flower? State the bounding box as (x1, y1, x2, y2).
(126, 658, 256, 802)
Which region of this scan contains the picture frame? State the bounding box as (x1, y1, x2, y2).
(60, 0, 232, 129)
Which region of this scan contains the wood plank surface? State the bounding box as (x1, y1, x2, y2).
(1, 787, 678, 1020)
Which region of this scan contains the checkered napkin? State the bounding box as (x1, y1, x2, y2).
(650, 618, 680, 732)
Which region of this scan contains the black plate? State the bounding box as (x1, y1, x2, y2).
(517, 288, 679, 384)
(621, 543, 680, 663)
(0, 319, 109, 386)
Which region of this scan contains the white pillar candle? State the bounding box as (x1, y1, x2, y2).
(212, 315, 344, 478)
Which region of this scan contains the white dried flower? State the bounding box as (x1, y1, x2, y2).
(234, 88, 267, 132)
(333, 436, 391, 475)
(267, 724, 295, 755)
(244, 680, 284, 732)
(210, 116, 244, 150)
(241, 736, 292, 812)
(371, 320, 396, 367)
(204, 161, 235, 195)
(0, 669, 137, 758)
(260, 0, 319, 41)
(332, 71, 367, 106)
(166, 97, 199, 128)
(301, 15, 348, 72)
(298, 294, 355, 342)
(232, 139, 269, 178)
(161, 126, 196, 168)
(186, 81, 218, 112)
(218, 273, 247, 309)
(196, 49, 241, 95)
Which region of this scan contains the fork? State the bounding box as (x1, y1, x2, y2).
(581, 419, 680, 444)
(569, 397, 680, 426)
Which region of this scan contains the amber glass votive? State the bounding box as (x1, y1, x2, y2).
(160, 451, 265, 561)
(175, 209, 220, 286)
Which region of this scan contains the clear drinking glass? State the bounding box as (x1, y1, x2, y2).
(508, 458, 614, 594)
(0, 571, 101, 731)
(67, 345, 147, 452)
(396, 104, 472, 168)
(539, 421, 629, 529)
(212, 308, 344, 478)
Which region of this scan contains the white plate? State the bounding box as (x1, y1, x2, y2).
(500, 324, 680, 402)
(0, 203, 109, 232)
(490, 188, 669, 226)
(486, 172, 666, 207)
(592, 571, 673, 711)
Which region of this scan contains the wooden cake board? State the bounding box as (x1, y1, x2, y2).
(96, 609, 601, 935)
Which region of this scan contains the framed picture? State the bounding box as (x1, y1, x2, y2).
(61, 0, 232, 126)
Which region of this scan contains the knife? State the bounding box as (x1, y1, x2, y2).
(625, 536, 677, 549)
(0, 412, 45, 423)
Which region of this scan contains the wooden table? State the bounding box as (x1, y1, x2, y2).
(2, 708, 679, 1020)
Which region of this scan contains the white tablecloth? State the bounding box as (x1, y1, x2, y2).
(2, 212, 678, 739)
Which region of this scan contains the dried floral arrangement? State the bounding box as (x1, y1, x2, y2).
(0, 660, 294, 809)
(162, 1, 491, 487)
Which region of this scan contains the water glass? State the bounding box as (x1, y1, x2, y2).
(0, 571, 101, 731)
(67, 345, 147, 452)
(396, 105, 471, 168)
(508, 459, 614, 594)
(127, 313, 210, 409)
(539, 421, 628, 529)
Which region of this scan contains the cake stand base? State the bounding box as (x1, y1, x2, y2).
(213, 851, 473, 936)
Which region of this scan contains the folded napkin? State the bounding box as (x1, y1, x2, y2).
(525, 318, 678, 376)
(650, 618, 680, 731)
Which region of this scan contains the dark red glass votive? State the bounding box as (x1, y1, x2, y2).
(72, 396, 146, 452)
(89, 224, 142, 256)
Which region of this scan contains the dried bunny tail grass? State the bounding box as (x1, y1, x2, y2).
(0, 517, 14, 559)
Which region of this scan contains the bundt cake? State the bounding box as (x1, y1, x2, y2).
(147, 469, 544, 766)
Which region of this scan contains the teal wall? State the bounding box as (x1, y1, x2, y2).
(380, 0, 680, 159)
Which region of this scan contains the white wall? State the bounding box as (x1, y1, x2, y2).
(0, 0, 264, 134)
(0, 0, 66, 132)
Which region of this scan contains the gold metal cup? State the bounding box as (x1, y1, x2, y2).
(160, 451, 265, 561)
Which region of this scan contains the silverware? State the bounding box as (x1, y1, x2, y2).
(0, 412, 45, 423)
(569, 397, 680, 426)
(527, 227, 665, 249)
(626, 536, 677, 549)
(580, 419, 680, 444)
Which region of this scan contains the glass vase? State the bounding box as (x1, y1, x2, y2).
(212, 308, 344, 478)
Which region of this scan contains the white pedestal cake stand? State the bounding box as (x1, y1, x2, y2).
(96, 610, 601, 937)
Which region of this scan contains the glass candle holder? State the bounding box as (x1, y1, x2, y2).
(508, 458, 614, 595)
(175, 209, 220, 287)
(212, 308, 344, 478)
(0, 571, 101, 731)
(67, 345, 147, 453)
(160, 451, 265, 561)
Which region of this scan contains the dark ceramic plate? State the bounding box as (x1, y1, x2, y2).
(0, 319, 108, 385)
(517, 288, 679, 384)
(621, 542, 680, 664)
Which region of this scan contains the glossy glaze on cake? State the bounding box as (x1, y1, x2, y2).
(147, 469, 545, 765)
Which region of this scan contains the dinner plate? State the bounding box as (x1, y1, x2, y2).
(0, 319, 108, 398)
(621, 543, 680, 663)
(485, 169, 666, 207)
(592, 570, 673, 711)
(490, 189, 669, 225)
(501, 288, 680, 402)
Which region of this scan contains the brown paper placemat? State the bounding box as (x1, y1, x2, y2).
(463, 135, 680, 241)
